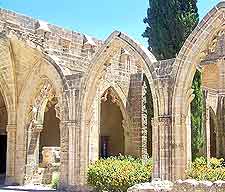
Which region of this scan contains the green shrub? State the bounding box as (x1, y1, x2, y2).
(186, 157, 225, 181)
(51, 172, 60, 189)
(87, 155, 152, 192)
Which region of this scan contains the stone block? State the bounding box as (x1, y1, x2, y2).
(128, 179, 173, 192)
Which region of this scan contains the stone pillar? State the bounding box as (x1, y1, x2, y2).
(123, 119, 130, 155)
(59, 121, 69, 188)
(159, 117, 172, 180)
(152, 118, 159, 178)
(67, 120, 81, 186)
(62, 86, 84, 188)
(205, 106, 211, 159)
(171, 114, 186, 181)
(152, 116, 172, 180)
(128, 73, 147, 157)
(35, 124, 43, 165)
(216, 96, 224, 157)
(25, 124, 43, 182)
(5, 124, 16, 184)
(202, 90, 208, 158)
(88, 96, 99, 163)
(186, 105, 192, 164)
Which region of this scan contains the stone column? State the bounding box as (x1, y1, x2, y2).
(35, 124, 43, 165)
(60, 119, 85, 188)
(186, 105, 192, 164)
(88, 96, 99, 163)
(127, 73, 146, 157)
(205, 106, 211, 159)
(171, 114, 186, 181)
(152, 118, 159, 178)
(216, 96, 224, 157)
(5, 124, 16, 184)
(67, 120, 80, 186)
(59, 121, 69, 188)
(62, 86, 84, 188)
(152, 116, 172, 180)
(25, 124, 43, 183)
(159, 116, 172, 180)
(202, 90, 208, 158)
(122, 119, 130, 155)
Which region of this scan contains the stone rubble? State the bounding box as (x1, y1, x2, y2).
(128, 179, 225, 192)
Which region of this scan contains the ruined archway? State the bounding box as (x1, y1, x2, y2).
(78, 31, 158, 184)
(14, 55, 66, 185)
(24, 79, 61, 185)
(172, 2, 225, 180)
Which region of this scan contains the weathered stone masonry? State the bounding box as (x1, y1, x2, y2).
(0, 1, 224, 189)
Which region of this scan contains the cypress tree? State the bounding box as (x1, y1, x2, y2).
(143, 0, 199, 60)
(191, 70, 203, 158)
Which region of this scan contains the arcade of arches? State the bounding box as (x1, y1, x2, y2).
(0, 1, 224, 189)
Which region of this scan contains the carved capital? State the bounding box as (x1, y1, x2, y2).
(6, 124, 16, 132)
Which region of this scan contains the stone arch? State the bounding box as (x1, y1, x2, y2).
(15, 56, 66, 184)
(84, 82, 130, 162)
(23, 78, 60, 184)
(0, 35, 18, 184)
(0, 35, 17, 125)
(79, 31, 158, 184)
(81, 31, 158, 117)
(99, 82, 130, 125)
(172, 2, 225, 180)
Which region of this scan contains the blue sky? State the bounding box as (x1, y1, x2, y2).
(0, 0, 221, 47)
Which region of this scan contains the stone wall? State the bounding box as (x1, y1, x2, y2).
(0, 1, 224, 188)
(0, 8, 103, 74)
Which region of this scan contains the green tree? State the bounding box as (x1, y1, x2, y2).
(143, 0, 203, 158)
(191, 70, 203, 159)
(143, 0, 199, 60)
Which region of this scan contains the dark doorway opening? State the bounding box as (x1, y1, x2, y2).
(0, 135, 7, 184)
(100, 89, 124, 158)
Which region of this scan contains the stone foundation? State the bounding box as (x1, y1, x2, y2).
(127, 179, 225, 192)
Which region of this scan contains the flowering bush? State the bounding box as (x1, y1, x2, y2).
(186, 157, 225, 181)
(87, 156, 152, 192)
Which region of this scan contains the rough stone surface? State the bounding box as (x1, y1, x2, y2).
(128, 179, 225, 192)
(0, 1, 224, 190)
(128, 179, 173, 192)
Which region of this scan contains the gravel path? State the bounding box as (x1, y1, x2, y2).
(0, 185, 56, 192)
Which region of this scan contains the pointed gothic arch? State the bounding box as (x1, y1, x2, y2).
(172, 2, 225, 180)
(15, 55, 66, 184)
(78, 31, 158, 184)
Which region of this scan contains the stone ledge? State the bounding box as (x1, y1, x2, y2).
(127, 179, 225, 192)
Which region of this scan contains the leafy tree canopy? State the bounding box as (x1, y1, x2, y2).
(143, 0, 199, 60)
